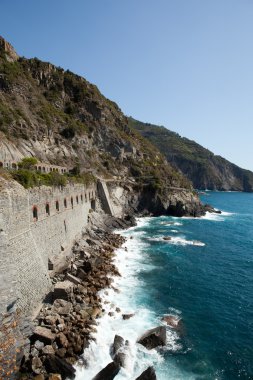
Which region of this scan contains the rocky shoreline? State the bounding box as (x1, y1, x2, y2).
(2, 204, 220, 380)
(6, 212, 133, 380)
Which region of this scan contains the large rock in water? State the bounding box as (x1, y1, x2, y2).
(44, 355, 75, 380)
(112, 335, 125, 355)
(137, 326, 166, 349)
(92, 362, 120, 380)
(135, 366, 157, 380)
(111, 335, 128, 369)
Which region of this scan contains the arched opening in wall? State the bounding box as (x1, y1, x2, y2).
(50, 168, 53, 172)
(56, 200, 60, 212)
(38, 166, 41, 172)
(64, 198, 67, 208)
(32, 206, 38, 221)
(85, 193, 87, 202)
(71, 197, 73, 209)
(42, 167, 46, 172)
(91, 199, 96, 211)
(0, 162, 3, 168)
(64, 219, 67, 233)
(12, 163, 17, 169)
(81, 194, 83, 202)
(76, 195, 79, 204)
(46, 203, 50, 216)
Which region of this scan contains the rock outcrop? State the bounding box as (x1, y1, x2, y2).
(137, 326, 167, 350)
(0, 36, 19, 61)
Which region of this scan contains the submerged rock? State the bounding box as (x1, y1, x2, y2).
(163, 236, 172, 241)
(162, 315, 181, 328)
(137, 326, 166, 349)
(122, 313, 135, 320)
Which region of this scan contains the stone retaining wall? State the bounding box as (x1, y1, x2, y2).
(0, 181, 96, 314)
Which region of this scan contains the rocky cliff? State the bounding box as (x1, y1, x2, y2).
(129, 118, 253, 192)
(0, 36, 206, 216)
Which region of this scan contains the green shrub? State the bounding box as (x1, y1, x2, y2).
(12, 169, 67, 189)
(18, 157, 38, 169)
(12, 169, 39, 188)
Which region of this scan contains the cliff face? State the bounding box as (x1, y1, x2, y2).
(129, 118, 253, 192)
(0, 37, 205, 216)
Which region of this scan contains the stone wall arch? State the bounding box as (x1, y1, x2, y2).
(45, 203, 50, 216)
(32, 206, 38, 221)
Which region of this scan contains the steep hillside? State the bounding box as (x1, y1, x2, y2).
(129, 118, 253, 191)
(0, 37, 206, 216)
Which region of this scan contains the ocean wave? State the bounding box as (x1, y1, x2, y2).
(149, 236, 205, 246)
(160, 221, 183, 226)
(76, 227, 184, 379)
(201, 212, 225, 221)
(220, 211, 235, 216)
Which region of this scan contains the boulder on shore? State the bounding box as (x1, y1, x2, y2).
(137, 326, 166, 350)
(53, 281, 73, 301)
(53, 299, 73, 315)
(92, 361, 120, 380)
(44, 355, 75, 380)
(135, 366, 157, 380)
(32, 326, 55, 345)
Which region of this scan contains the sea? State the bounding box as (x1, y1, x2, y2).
(75, 192, 253, 380)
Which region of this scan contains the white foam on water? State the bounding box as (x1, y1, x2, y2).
(201, 212, 225, 221)
(75, 218, 185, 380)
(149, 236, 205, 247)
(160, 221, 183, 226)
(220, 211, 235, 216)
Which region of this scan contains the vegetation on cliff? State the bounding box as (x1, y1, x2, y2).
(0, 37, 192, 201)
(129, 118, 253, 192)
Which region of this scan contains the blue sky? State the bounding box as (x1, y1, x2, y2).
(1, 0, 253, 170)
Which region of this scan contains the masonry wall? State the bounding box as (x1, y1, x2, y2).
(0, 181, 96, 314)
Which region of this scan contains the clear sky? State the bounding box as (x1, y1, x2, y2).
(1, 0, 253, 170)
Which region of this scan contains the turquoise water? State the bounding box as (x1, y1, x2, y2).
(78, 192, 253, 380)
